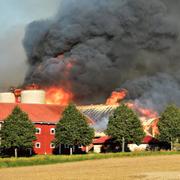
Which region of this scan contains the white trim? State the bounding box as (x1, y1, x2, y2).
(35, 128, 41, 134)
(35, 142, 41, 148)
(50, 128, 55, 135)
(50, 143, 55, 149)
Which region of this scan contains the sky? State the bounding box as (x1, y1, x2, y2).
(0, 0, 60, 91)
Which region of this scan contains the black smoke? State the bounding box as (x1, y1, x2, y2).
(23, 0, 180, 111)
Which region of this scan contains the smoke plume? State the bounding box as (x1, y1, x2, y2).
(23, 0, 180, 111)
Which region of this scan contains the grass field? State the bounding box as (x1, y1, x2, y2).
(0, 151, 180, 168)
(0, 154, 180, 180)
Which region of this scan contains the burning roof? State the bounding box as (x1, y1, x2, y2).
(8, 84, 160, 136)
(79, 103, 159, 137)
(78, 104, 118, 122)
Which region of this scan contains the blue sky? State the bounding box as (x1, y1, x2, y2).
(0, 0, 60, 90)
(0, 0, 60, 34)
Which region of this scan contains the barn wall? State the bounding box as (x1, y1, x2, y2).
(34, 124, 56, 155)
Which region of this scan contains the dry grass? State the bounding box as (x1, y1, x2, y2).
(0, 155, 180, 180)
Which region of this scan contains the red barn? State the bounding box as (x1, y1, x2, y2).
(0, 103, 94, 155)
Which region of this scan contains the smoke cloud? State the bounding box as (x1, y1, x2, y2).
(23, 0, 180, 111)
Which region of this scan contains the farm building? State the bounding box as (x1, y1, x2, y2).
(0, 89, 159, 155)
(0, 103, 95, 155)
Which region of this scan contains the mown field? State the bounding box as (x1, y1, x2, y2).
(0, 154, 180, 180)
(0, 151, 180, 168)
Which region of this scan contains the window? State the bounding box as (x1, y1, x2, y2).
(35, 128, 41, 134)
(35, 142, 41, 148)
(50, 143, 55, 149)
(50, 128, 55, 134)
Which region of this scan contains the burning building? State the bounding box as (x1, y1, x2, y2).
(0, 86, 159, 154)
(1, 0, 180, 154)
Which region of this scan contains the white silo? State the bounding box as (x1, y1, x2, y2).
(21, 90, 46, 104)
(0, 92, 16, 103)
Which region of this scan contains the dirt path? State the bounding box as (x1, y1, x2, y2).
(0, 155, 180, 180)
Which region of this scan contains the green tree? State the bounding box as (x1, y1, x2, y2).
(157, 105, 180, 149)
(0, 106, 36, 157)
(106, 104, 145, 151)
(55, 103, 94, 155)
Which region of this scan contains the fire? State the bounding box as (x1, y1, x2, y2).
(126, 102, 158, 119)
(45, 87, 73, 106)
(106, 90, 159, 137)
(137, 107, 158, 119)
(127, 103, 159, 137)
(44, 55, 75, 105)
(22, 55, 75, 106)
(106, 89, 127, 105)
(132, 104, 159, 137)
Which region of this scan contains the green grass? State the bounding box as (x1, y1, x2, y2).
(0, 151, 180, 168)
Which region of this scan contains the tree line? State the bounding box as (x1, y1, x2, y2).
(0, 103, 180, 157)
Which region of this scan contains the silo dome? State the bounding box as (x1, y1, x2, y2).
(21, 90, 46, 104)
(0, 92, 16, 103)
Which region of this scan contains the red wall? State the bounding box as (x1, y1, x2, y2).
(34, 124, 55, 155)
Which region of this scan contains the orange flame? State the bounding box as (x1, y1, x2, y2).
(126, 102, 158, 119)
(106, 89, 127, 105)
(137, 107, 158, 119)
(45, 87, 73, 106)
(127, 102, 159, 136)
(44, 55, 75, 106)
(106, 90, 159, 137)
